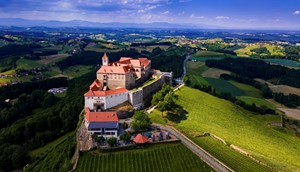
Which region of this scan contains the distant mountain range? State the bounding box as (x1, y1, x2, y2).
(0, 18, 220, 29)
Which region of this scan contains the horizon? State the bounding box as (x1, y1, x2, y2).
(0, 0, 300, 30)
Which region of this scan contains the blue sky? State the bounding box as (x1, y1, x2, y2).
(0, 0, 300, 29)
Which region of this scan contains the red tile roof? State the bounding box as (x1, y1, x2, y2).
(97, 65, 131, 74)
(89, 79, 102, 91)
(84, 87, 128, 97)
(85, 108, 119, 122)
(133, 134, 149, 144)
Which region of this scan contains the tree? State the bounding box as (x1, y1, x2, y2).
(120, 132, 131, 143)
(151, 92, 164, 105)
(107, 137, 117, 147)
(157, 101, 168, 116)
(131, 111, 152, 132)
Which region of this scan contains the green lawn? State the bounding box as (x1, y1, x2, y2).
(205, 78, 245, 97)
(150, 86, 300, 171)
(76, 143, 214, 172)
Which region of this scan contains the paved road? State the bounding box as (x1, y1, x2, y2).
(153, 123, 234, 172)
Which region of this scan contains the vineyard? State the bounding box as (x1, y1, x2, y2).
(76, 143, 214, 172)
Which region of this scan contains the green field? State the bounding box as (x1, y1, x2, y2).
(205, 78, 245, 97)
(263, 59, 300, 68)
(193, 50, 227, 57)
(76, 143, 214, 172)
(150, 87, 300, 171)
(237, 96, 275, 110)
(235, 44, 285, 57)
(16, 58, 45, 69)
(185, 61, 209, 86)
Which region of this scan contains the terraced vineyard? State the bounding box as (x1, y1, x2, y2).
(76, 143, 214, 172)
(150, 87, 300, 171)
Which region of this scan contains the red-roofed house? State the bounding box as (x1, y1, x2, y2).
(85, 108, 119, 138)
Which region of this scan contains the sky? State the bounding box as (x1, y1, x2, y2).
(0, 0, 300, 29)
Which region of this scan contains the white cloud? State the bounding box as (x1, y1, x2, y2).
(294, 10, 300, 15)
(216, 16, 230, 20)
(190, 14, 204, 19)
(162, 10, 169, 14)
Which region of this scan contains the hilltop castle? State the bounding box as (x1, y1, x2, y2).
(84, 53, 172, 138)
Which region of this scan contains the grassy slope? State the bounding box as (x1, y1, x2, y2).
(186, 61, 209, 86)
(151, 87, 300, 171)
(76, 143, 214, 172)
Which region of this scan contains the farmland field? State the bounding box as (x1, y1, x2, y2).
(38, 54, 69, 65)
(192, 50, 227, 57)
(16, 58, 44, 69)
(256, 79, 300, 96)
(235, 44, 285, 57)
(185, 61, 209, 86)
(76, 143, 214, 172)
(263, 59, 300, 68)
(150, 86, 300, 171)
(202, 68, 231, 78)
(237, 96, 275, 110)
(205, 77, 245, 96)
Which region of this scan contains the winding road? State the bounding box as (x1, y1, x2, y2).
(153, 123, 234, 172)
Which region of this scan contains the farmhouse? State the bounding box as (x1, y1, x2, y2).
(84, 53, 172, 138)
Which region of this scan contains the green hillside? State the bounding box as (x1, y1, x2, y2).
(150, 86, 300, 171)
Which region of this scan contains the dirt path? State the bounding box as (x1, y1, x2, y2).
(153, 123, 234, 172)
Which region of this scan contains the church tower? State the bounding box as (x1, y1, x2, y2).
(102, 53, 109, 66)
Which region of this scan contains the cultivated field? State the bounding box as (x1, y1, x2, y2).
(256, 79, 300, 96)
(192, 50, 226, 57)
(235, 44, 285, 57)
(263, 59, 300, 69)
(76, 143, 214, 172)
(38, 54, 69, 65)
(150, 87, 300, 171)
(205, 77, 245, 97)
(201, 68, 231, 78)
(185, 61, 209, 86)
(278, 108, 300, 120)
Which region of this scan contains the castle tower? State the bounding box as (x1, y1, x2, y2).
(102, 53, 109, 66)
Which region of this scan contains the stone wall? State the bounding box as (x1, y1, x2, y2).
(129, 72, 173, 109)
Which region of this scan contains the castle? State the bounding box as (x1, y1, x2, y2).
(84, 53, 172, 138)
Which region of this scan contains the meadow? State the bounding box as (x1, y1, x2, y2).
(235, 44, 285, 57)
(193, 50, 227, 57)
(185, 61, 209, 86)
(150, 86, 300, 171)
(76, 143, 214, 172)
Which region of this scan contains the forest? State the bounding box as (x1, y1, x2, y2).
(0, 72, 94, 171)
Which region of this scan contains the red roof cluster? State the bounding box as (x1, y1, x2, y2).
(85, 108, 119, 122)
(84, 87, 128, 97)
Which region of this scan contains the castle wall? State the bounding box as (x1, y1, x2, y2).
(85, 91, 129, 111)
(128, 89, 144, 109)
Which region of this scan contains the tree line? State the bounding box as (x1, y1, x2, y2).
(206, 58, 300, 88)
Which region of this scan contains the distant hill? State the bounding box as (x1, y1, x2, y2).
(0, 18, 220, 29)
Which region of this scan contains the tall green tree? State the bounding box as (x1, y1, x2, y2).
(131, 111, 152, 132)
